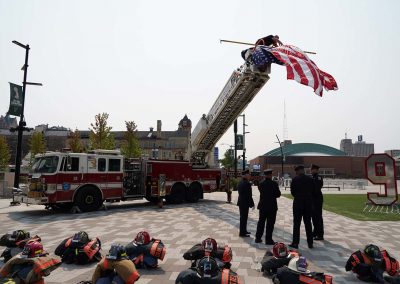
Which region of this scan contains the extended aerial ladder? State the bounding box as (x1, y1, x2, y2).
(190, 61, 271, 166)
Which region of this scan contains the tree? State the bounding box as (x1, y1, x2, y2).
(220, 148, 235, 169)
(89, 113, 115, 150)
(121, 121, 142, 158)
(68, 129, 83, 153)
(30, 132, 46, 164)
(0, 136, 10, 171)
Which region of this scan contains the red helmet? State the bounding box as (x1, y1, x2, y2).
(202, 238, 217, 254)
(21, 241, 43, 258)
(272, 242, 288, 258)
(134, 231, 151, 245)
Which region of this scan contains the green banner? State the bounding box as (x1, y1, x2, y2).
(236, 134, 244, 150)
(7, 83, 24, 116)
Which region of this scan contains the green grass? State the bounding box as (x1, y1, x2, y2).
(282, 194, 400, 221)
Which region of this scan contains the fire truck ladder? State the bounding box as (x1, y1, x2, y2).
(191, 63, 271, 166)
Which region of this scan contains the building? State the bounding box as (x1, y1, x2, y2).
(385, 149, 400, 158)
(249, 141, 366, 178)
(340, 134, 374, 157)
(0, 115, 17, 130)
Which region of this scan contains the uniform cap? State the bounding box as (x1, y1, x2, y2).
(264, 169, 273, 175)
(294, 165, 304, 171)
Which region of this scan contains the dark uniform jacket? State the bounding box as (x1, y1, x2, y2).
(345, 250, 399, 282)
(272, 266, 333, 284)
(290, 174, 316, 212)
(261, 251, 298, 275)
(236, 178, 254, 208)
(257, 178, 281, 212)
(385, 275, 400, 284)
(312, 174, 324, 202)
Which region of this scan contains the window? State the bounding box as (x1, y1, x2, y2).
(109, 159, 121, 172)
(68, 157, 80, 171)
(98, 158, 106, 172)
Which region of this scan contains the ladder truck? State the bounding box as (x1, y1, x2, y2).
(14, 62, 271, 212)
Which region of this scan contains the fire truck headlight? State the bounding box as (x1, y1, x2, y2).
(46, 184, 56, 194)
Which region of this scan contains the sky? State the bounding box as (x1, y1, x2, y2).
(1, 0, 399, 160)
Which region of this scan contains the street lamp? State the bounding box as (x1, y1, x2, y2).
(11, 41, 42, 204)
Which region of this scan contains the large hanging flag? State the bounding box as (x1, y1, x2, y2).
(7, 83, 24, 116)
(252, 45, 338, 97)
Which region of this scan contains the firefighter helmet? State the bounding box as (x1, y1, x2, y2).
(10, 230, 30, 242)
(71, 231, 90, 246)
(21, 241, 43, 258)
(364, 244, 383, 263)
(106, 244, 128, 260)
(197, 256, 219, 278)
(272, 242, 289, 258)
(134, 231, 151, 245)
(288, 257, 309, 273)
(202, 238, 217, 254)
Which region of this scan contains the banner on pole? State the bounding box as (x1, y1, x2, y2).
(236, 134, 243, 150)
(7, 83, 24, 116)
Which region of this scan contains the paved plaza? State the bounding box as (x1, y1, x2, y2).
(0, 189, 399, 284)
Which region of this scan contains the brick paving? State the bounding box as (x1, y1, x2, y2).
(0, 189, 399, 284)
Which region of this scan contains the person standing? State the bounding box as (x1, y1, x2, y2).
(255, 169, 281, 245)
(289, 165, 316, 249)
(237, 170, 255, 237)
(311, 164, 324, 241)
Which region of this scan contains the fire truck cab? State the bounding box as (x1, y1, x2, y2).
(15, 150, 223, 212)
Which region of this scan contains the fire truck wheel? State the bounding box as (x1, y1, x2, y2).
(186, 183, 202, 203)
(166, 183, 186, 204)
(75, 186, 103, 212)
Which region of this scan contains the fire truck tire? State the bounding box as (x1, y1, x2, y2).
(186, 183, 202, 203)
(166, 183, 186, 204)
(75, 186, 103, 212)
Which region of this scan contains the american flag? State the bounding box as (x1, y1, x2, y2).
(252, 45, 338, 97)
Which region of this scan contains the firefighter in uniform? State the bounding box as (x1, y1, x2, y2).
(125, 231, 166, 269)
(261, 242, 299, 276)
(176, 256, 241, 284)
(55, 231, 102, 264)
(237, 170, 255, 237)
(255, 169, 281, 244)
(0, 241, 61, 284)
(92, 244, 140, 284)
(290, 165, 316, 249)
(272, 256, 333, 284)
(345, 244, 399, 283)
(241, 35, 283, 61)
(310, 164, 324, 241)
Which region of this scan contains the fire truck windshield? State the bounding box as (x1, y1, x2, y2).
(31, 156, 59, 174)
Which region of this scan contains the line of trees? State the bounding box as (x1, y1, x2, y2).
(0, 112, 142, 171)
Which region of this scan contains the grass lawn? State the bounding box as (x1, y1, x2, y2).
(282, 194, 400, 221)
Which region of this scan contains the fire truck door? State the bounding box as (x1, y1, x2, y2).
(58, 156, 82, 201)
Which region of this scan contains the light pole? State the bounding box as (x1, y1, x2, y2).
(234, 120, 238, 177)
(239, 114, 250, 171)
(10, 41, 42, 203)
(275, 134, 285, 178)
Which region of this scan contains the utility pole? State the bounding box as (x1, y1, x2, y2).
(234, 120, 238, 177)
(275, 134, 284, 178)
(239, 114, 250, 171)
(10, 41, 42, 204)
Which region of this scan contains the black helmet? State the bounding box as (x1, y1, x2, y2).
(364, 244, 383, 262)
(197, 256, 219, 278)
(71, 231, 89, 246)
(106, 244, 128, 260)
(10, 230, 30, 242)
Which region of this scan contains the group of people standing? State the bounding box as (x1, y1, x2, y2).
(237, 164, 324, 248)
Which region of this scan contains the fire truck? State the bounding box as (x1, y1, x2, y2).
(15, 61, 271, 212)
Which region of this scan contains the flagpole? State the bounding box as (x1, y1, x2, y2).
(219, 39, 317, 55)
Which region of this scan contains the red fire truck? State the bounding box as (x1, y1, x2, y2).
(15, 61, 271, 212)
(15, 150, 223, 212)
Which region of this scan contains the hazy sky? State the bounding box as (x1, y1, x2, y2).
(1, 0, 399, 159)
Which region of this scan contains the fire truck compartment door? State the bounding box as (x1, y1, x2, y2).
(123, 170, 143, 196)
